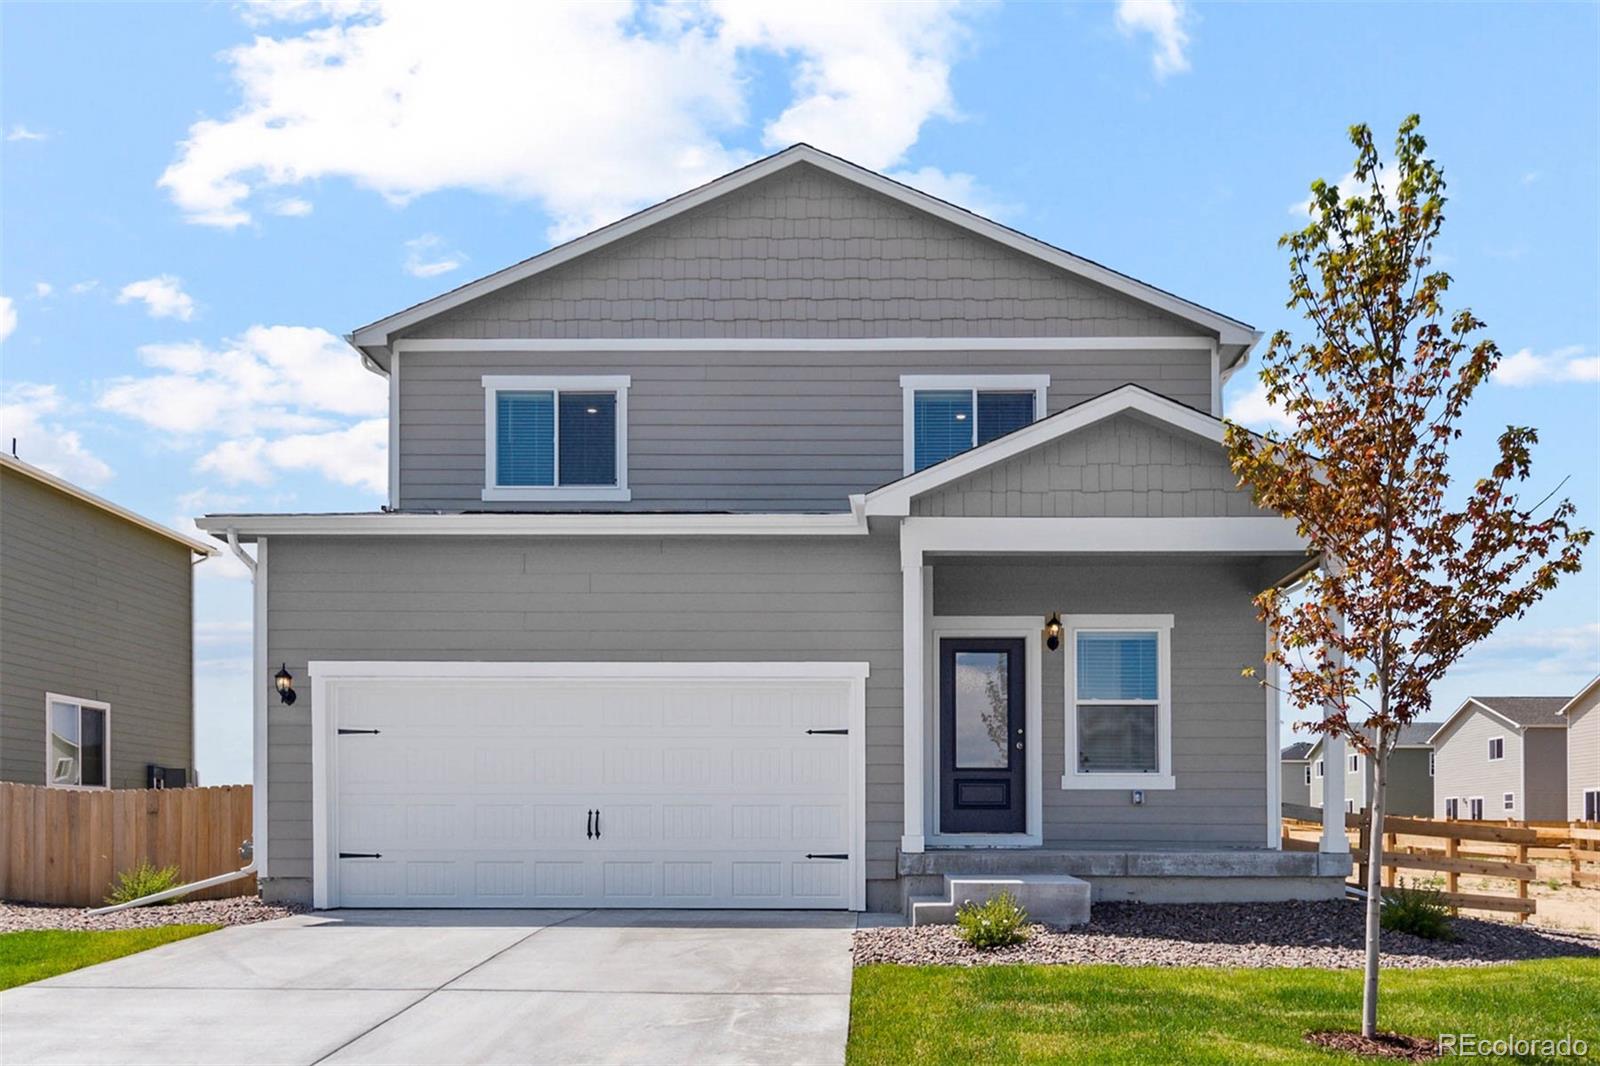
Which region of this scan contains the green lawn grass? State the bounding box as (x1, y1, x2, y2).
(849, 960, 1600, 1064)
(0, 925, 219, 990)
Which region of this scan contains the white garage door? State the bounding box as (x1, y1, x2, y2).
(313, 662, 866, 910)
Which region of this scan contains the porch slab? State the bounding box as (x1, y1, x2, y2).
(898, 847, 1351, 881)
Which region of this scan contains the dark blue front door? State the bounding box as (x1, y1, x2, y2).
(938, 637, 1026, 834)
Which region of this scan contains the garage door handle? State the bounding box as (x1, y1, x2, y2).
(586, 810, 594, 839)
(805, 728, 848, 735)
(804, 853, 848, 860)
(595, 809, 601, 839)
(337, 728, 381, 736)
(339, 852, 382, 859)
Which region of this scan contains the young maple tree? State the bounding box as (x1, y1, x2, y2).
(1225, 115, 1589, 1038)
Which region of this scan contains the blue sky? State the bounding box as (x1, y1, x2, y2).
(2, 1, 1596, 784)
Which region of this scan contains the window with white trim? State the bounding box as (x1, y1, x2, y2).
(1428, 751, 1435, 776)
(47, 694, 109, 789)
(482, 375, 630, 501)
(1348, 753, 1359, 773)
(1468, 796, 1484, 820)
(1584, 788, 1599, 822)
(1444, 797, 1459, 819)
(1315, 759, 1324, 778)
(1503, 791, 1515, 811)
(1345, 799, 1356, 813)
(1062, 614, 1174, 789)
(1304, 765, 1311, 785)
(1487, 736, 1504, 761)
(899, 375, 1047, 473)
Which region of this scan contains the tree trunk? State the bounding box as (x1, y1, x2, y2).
(1361, 731, 1389, 1038)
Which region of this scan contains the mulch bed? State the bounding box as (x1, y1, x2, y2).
(1305, 1030, 1440, 1061)
(853, 899, 1600, 969)
(1, 896, 304, 933)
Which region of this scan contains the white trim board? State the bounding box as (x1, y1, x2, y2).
(197, 511, 868, 540)
(899, 517, 1308, 561)
(926, 617, 1045, 848)
(392, 336, 1221, 354)
(308, 659, 870, 911)
(350, 144, 1257, 365)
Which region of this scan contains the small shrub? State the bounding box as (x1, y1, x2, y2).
(104, 862, 185, 906)
(1380, 879, 1455, 941)
(954, 890, 1029, 949)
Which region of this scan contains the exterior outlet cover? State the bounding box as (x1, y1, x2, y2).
(1131, 790, 1145, 806)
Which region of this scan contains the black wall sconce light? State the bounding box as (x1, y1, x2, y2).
(274, 663, 297, 705)
(1044, 612, 1063, 652)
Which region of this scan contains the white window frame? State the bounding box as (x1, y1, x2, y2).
(1304, 765, 1311, 785)
(1584, 788, 1599, 822)
(1348, 753, 1359, 774)
(1061, 613, 1175, 790)
(1445, 797, 1459, 819)
(1315, 759, 1324, 778)
(1503, 791, 1515, 811)
(1428, 751, 1435, 776)
(45, 692, 111, 790)
(1469, 796, 1484, 820)
(1487, 735, 1505, 762)
(482, 375, 631, 502)
(899, 374, 1049, 475)
(1345, 799, 1356, 814)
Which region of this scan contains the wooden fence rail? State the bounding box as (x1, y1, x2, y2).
(0, 783, 255, 907)
(1573, 823, 1600, 888)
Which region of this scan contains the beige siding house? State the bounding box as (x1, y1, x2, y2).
(1429, 697, 1568, 821)
(195, 145, 1352, 915)
(0, 454, 215, 790)
(1304, 723, 1437, 816)
(1560, 677, 1600, 822)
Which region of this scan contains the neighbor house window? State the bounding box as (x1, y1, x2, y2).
(1304, 765, 1311, 786)
(899, 375, 1047, 473)
(1445, 798, 1459, 819)
(1062, 614, 1174, 789)
(1503, 792, 1515, 811)
(1469, 797, 1484, 820)
(1487, 736, 1504, 761)
(47, 694, 109, 789)
(1348, 754, 1359, 773)
(1428, 751, 1435, 776)
(1585, 789, 1599, 822)
(1346, 800, 1356, 813)
(482, 375, 630, 501)
(1315, 760, 1324, 778)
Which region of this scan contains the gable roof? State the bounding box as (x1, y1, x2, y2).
(1304, 721, 1443, 761)
(1559, 675, 1600, 717)
(858, 383, 1283, 519)
(347, 144, 1259, 373)
(1, 453, 217, 557)
(1428, 696, 1569, 745)
(1281, 742, 1314, 761)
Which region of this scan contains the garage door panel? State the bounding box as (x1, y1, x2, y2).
(326, 671, 857, 909)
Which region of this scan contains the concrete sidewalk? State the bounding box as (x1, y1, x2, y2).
(0, 909, 855, 1065)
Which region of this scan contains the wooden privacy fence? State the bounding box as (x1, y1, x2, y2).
(0, 783, 254, 907)
(1573, 823, 1600, 888)
(1284, 813, 1541, 920)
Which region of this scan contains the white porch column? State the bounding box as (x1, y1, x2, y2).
(1320, 593, 1349, 854)
(900, 541, 929, 853)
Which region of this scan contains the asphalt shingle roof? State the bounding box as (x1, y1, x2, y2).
(1469, 696, 1569, 728)
(1280, 742, 1314, 760)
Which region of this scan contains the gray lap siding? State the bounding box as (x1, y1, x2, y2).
(262, 533, 906, 896)
(397, 348, 1212, 512)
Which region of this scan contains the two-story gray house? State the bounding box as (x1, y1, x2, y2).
(1559, 677, 1599, 822)
(1281, 742, 1313, 809)
(1, 453, 215, 790)
(1305, 723, 1437, 817)
(1430, 697, 1568, 821)
(196, 145, 1351, 916)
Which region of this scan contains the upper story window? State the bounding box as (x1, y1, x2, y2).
(1487, 736, 1504, 761)
(1315, 759, 1324, 778)
(482, 376, 630, 502)
(1303, 765, 1311, 785)
(899, 375, 1048, 474)
(1348, 753, 1360, 773)
(48, 694, 109, 789)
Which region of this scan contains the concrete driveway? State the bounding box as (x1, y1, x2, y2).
(0, 909, 855, 1065)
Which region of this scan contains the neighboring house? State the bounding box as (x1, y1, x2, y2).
(195, 144, 1349, 914)
(0, 453, 215, 790)
(1304, 722, 1438, 816)
(1559, 676, 1600, 822)
(1430, 697, 1568, 821)
(1281, 741, 1313, 808)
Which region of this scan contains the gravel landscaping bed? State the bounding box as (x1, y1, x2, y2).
(853, 899, 1600, 969)
(1, 896, 303, 933)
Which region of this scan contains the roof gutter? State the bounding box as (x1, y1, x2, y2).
(224, 528, 258, 576)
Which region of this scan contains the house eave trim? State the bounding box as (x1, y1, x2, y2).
(2, 453, 218, 556)
(195, 512, 870, 539)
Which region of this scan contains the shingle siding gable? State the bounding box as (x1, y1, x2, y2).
(400, 163, 1209, 342)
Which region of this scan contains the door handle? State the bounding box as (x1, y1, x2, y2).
(595, 809, 601, 840)
(586, 810, 594, 839)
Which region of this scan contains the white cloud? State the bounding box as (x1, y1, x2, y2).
(269, 197, 314, 217)
(176, 489, 254, 580)
(0, 383, 115, 487)
(1491, 345, 1599, 387)
(117, 275, 197, 321)
(1291, 162, 1403, 218)
(403, 234, 464, 278)
(6, 124, 48, 142)
(198, 417, 388, 494)
(159, 2, 974, 240)
(33, 282, 53, 298)
(886, 166, 1016, 221)
(1455, 623, 1600, 679)
(70, 279, 100, 295)
(1225, 378, 1294, 432)
(98, 325, 385, 437)
(0, 296, 15, 343)
(1114, 0, 1191, 80)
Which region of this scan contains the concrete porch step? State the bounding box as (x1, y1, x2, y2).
(906, 874, 1092, 927)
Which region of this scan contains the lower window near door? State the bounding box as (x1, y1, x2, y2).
(1061, 615, 1175, 790)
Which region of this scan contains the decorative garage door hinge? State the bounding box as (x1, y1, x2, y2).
(804, 853, 848, 860)
(337, 728, 381, 735)
(804, 728, 848, 735)
(338, 852, 382, 859)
